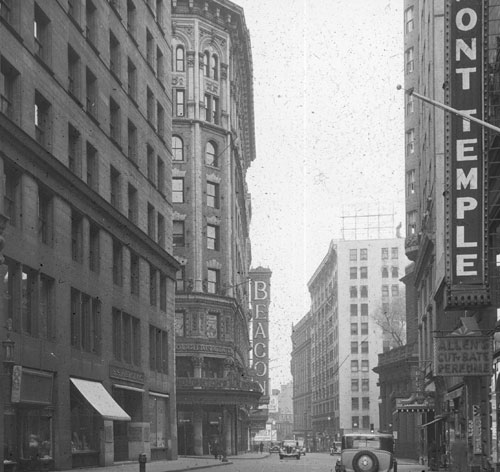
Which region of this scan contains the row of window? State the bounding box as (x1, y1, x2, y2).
(352, 416, 371, 430)
(174, 46, 220, 81)
(351, 359, 370, 372)
(173, 221, 220, 250)
(351, 322, 369, 336)
(349, 284, 399, 299)
(172, 137, 220, 167)
(352, 397, 370, 410)
(175, 267, 221, 294)
(349, 266, 399, 279)
(350, 304, 369, 317)
(351, 341, 369, 354)
(175, 311, 226, 339)
(349, 247, 399, 261)
(172, 175, 220, 207)
(173, 87, 221, 125)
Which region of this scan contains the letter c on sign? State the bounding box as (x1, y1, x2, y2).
(254, 342, 267, 358)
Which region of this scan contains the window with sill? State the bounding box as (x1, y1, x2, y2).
(109, 30, 120, 78)
(127, 58, 137, 100)
(127, 120, 137, 162)
(172, 135, 184, 161)
(127, 183, 138, 224)
(86, 142, 99, 191)
(175, 268, 185, 292)
(85, 0, 97, 45)
(112, 239, 123, 286)
(4, 163, 20, 226)
(207, 224, 219, 250)
(172, 177, 184, 203)
(68, 123, 81, 176)
(205, 141, 217, 166)
(147, 87, 155, 126)
(175, 45, 185, 72)
(149, 325, 168, 373)
(157, 213, 165, 247)
(68, 45, 81, 100)
(126, 0, 136, 37)
(89, 223, 100, 273)
(112, 308, 140, 365)
(147, 203, 156, 239)
(34, 90, 51, 149)
(71, 209, 83, 263)
(38, 187, 53, 246)
(110, 165, 121, 209)
(86, 67, 98, 120)
(34, 3, 51, 66)
(71, 288, 101, 354)
(174, 88, 185, 117)
(147, 144, 155, 182)
(207, 268, 220, 294)
(1, 57, 19, 122)
(207, 181, 219, 208)
(157, 102, 165, 138)
(149, 265, 158, 306)
(157, 157, 165, 194)
(109, 97, 121, 144)
(159, 273, 166, 310)
(130, 251, 140, 296)
(203, 94, 219, 124)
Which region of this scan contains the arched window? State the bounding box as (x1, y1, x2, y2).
(176, 46, 185, 72)
(205, 141, 217, 166)
(203, 51, 210, 77)
(172, 135, 184, 161)
(211, 54, 218, 80)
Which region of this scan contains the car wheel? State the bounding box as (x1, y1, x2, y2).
(352, 450, 379, 472)
(279, 455, 283, 460)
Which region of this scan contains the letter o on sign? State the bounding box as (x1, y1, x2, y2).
(254, 361, 267, 376)
(456, 8, 477, 31)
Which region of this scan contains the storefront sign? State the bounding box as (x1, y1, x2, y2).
(11, 366, 53, 404)
(434, 336, 492, 376)
(109, 365, 145, 384)
(250, 268, 272, 399)
(445, 0, 489, 308)
(473, 404, 482, 454)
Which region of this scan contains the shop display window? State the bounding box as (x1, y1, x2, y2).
(149, 395, 166, 448)
(70, 386, 100, 453)
(20, 409, 53, 460)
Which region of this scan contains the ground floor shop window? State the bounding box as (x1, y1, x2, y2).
(20, 409, 53, 461)
(149, 396, 166, 448)
(70, 385, 100, 454)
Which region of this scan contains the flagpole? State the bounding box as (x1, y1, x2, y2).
(397, 85, 500, 135)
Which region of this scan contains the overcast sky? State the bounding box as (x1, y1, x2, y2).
(237, 0, 405, 388)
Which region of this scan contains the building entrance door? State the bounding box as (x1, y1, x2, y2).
(114, 422, 129, 461)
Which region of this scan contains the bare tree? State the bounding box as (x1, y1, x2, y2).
(373, 293, 406, 348)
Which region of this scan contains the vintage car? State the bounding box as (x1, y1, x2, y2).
(269, 444, 280, 453)
(335, 433, 397, 472)
(279, 440, 301, 460)
(296, 439, 306, 456)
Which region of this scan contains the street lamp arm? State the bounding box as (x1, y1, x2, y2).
(396, 85, 500, 135)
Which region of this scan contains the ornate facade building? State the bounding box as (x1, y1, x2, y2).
(170, 0, 261, 457)
(0, 0, 178, 469)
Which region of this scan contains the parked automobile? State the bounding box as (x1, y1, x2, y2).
(269, 444, 280, 453)
(335, 433, 397, 472)
(296, 439, 306, 456)
(330, 441, 341, 455)
(279, 440, 301, 460)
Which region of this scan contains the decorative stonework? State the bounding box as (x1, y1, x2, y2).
(173, 211, 187, 221)
(186, 51, 196, 68)
(206, 215, 221, 225)
(172, 168, 186, 177)
(206, 81, 219, 94)
(191, 355, 204, 367)
(199, 52, 205, 68)
(207, 259, 222, 270)
(177, 343, 233, 356)
(221, 63, 228, 80)
(206, 172, 221, 183)
(174, 255, 187, 266)
(172, 75, 185, 87)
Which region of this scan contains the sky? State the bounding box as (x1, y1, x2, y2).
(237, 0, 406, 389)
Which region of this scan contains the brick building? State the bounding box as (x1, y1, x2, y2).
(0, 0, 178, 468)
(170, 0, 261, 457)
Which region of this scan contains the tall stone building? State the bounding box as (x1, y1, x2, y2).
(292, 236, 407, 451)
(170, 0, 261, 457)
(0, 0, 178, 468)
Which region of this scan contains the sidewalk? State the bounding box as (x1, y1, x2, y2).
(62, 452, 270, 472)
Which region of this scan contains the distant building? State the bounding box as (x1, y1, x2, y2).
(292, 236, 407, 451)
(171, 0, 261, 457)
(0, 0, 178, 468)
(268, 383, 294, 441)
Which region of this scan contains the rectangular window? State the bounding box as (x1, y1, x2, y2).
(172, 177, 184, 203)
(159, 273, 166, 310)
(175, 310, 185, 336)
(362, 397, 370, 410)
(147, 87, 155, 126)
(349, 267, 357, 279)
(126, 0, 136, 37)
(176, 268, 185, 292)
(207, 182, 219, 208)
(112, 239, 123, 286)
(67, 45, 81, 99)
(391, 247, 399, 259)
(34, 3, 51, 66)
(352, 397, 359, 410)
(40, 273, 54, 339)
(147, 203, 156, 239)
(360, 248, 367, 261)
(113, 309, 140, 366)
(156, 0, 164, 27)
(350, 304, 357, 317)
(406, 128, 415, 154)
(350, 360, 358, 373)
(127, 120, 137, 162)
(0, 0, 13, 25)
(352, 417, 359, 429)
(89, 223, 100, 273)
(147, 145, 155, 182)
(157, 213, 165, 247)
(38, 188, 52, 245)
(207, 224, 219, 250)
(149, 265, 157, 306)
(21, 267, 36, 335)
(405, 6, 414, 33)
(351, 341, 358, 354)
(149, 325, 168, 373)
(351, 379, 359, 392)
(127, 58, 137, 101)
(71, 289, 101, 354)
(207, 268, 219, 294)
(130, 251, 139, 295)
(350, 286, 357, 298)
(85, 0, 97, 45)
(361, 303, 368, 316)
(86, 67, 98, 120)
(86, 142, 98, 191)
(146, 29, 154, 67)
(381, 247, 389, 259)
(360, 285, 368, 298)
(109, 97, 121, 144)
(68, 123, 81, 176)
(407, 210, 417, 235)
(361, 341, 368, 353)
(351, 323, 358, 335)
(34, 91, 51, 149)
(405, 47, 414, 73)
(157, 102, 165, 138)
(71, 209, 83, 262)
(406, 92, 414, 115)
(109, 30, 120, 78)
(174, 89, 185, 117)
(157, 157, 165, 194)
(362, 379, 369, 392)
(1, 58, 19, 122)
(406, 169, 415, 196)
(173, 220, 185, 247)
(391, 285, 399, 297)
(361, 322, 368, 335)
(156, 46, 164, 80)
(4, 165, 20, 227)
(392, 267, 399, 278)
(349, 249, 357, 261)
(110, 165, 121, 209)
(359, 267, 367, 279)
(362, 416, 370, 430)
(127, 183, 138, 224)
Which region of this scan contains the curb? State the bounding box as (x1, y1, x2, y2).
(164, 461, 234, 471)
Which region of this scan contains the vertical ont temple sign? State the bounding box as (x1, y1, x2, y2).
(445, 0, 490, 308)
(250, 268, 271, 399)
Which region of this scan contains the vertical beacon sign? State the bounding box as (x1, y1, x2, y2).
(446, 0, 488, 307)
(249, 268, 271, 399)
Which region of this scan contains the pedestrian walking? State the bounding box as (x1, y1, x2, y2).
(259, 442, 264, 454)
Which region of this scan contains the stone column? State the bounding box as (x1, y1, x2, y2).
(193, 406, 203, 456)
(192, 356, 204, 378)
